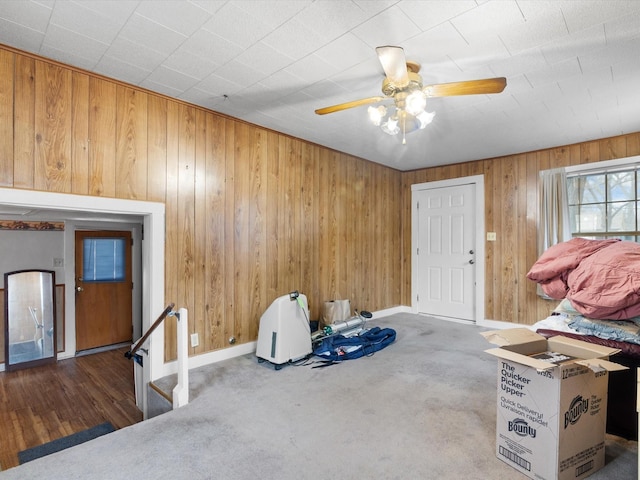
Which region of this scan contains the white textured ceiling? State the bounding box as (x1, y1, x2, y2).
(1, 0, 640, 171)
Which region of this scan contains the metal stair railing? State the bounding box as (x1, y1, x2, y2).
(125, 302, 190, 410)
(125, 303, 175, 363)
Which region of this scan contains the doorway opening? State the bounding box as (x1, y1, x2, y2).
(0, 188, 165, 416)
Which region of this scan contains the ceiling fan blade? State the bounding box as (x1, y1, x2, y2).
(314, 96, 386, 115)
(423, 77, 507, 97)
(376, 46, 409, 87)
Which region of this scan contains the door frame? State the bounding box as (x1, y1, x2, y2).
(0, 188, 165, 417)
(411, 175, 486, 324)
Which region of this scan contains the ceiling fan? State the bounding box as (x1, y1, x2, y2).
(315, 46, 507, 143)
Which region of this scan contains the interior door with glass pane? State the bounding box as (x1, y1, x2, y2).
(75, 230, 132, 352)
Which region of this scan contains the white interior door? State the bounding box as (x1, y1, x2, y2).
(415, 183, 476, 321)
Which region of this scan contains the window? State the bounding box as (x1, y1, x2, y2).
(82, 237, 126, 282)
(567, 161, 640, 242)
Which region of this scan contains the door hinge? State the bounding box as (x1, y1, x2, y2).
(417, 247, 419, 255)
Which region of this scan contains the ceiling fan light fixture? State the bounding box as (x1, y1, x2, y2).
(368, 105, 387, 126)
(405, 90, 427, 116)
(381, 116, 399, 135)
(314, 46, 507, 147)
(416, 110, 435, 129)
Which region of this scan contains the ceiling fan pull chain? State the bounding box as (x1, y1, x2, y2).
(402, 115, 407, 145)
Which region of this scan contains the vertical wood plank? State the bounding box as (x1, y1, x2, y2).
(223, 120, 236, 348)
(34, 60, 72, 193)
(0, 49, 13, 187)
(300, 142, 320, 319)
(266, 131, 280, 303)
(248, 127, 267, 341)
(338, 152, 349, 303)
(163, 100, 180, 360)
(514, 154, 528, 322)
(232, 122, 251, 344)
(550, 145, 571, 168)
(177, 103, 196, 350)
(626, 132, 640, 156)
(352, 156, 365, 308)
(599, 136, 627, 160)
(116, 85, 148, 200)
(71, 72, 89, 195)
(205, 113, 226, 351)
(193, 108, 207, 355)
(13, 55, 34, 188)
(500, 157, 516, 321)
(147, 95, 167, 203)
(483, 159, 495, 319)
(580, 140, 600, 164)
(318, 149, 338, 305)
(336, 154, 349, 301)
(88, 77, 116, 197)
(399, 172, 415, 306)
(388, 169, 402, 307)
(525, 152, 542, 322)
(375, 164, 388, 309)
(276, 135, 291, 297)
(369, 163, 382, 308)
(290, 138, 303, 294)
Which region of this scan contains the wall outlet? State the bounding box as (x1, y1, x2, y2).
(486, 232, 497, 241)
(53, 258, 64, 267)
(190, 333, 199, 348)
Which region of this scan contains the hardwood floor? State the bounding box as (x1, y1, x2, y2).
(0, 347, 143, 470)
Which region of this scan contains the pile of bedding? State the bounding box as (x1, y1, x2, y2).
(527, 238, 640, 320)
(529, 240, 640, 442)
(533, 299, 640, 346)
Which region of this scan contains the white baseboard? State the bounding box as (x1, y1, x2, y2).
(408, 312, 524, 331)
(160, 341, 258, 377)
(370, 305, 411, 318)
(477, 318, 525, 330)
(419, 313, 475, 326)
(159, 305, 413, 376)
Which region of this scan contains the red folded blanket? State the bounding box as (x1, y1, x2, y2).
(528, 238, 640, 320)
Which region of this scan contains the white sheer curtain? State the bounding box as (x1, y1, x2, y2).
(538, 167, 571, 254)
(537, 168, 571, 296)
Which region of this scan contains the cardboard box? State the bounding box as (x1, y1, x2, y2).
(482, 329, 627, 480)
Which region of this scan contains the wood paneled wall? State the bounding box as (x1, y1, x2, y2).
(0, 46, 402, 360)
(400, 133, 640, 325)
(3, 45, 640, 362)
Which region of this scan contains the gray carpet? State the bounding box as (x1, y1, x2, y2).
(1, 313, 636, 479)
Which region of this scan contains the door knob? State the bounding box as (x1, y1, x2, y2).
(76, 286, 84, 292)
